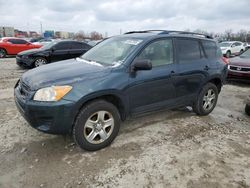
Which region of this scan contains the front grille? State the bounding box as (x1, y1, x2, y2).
(229, 65, 250, 72)
(19, 81, 31, 98)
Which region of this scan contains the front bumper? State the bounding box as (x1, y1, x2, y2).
(16, 56, 34, 68)
(14, 83, 77, 134)
(227, 70, 250, 82)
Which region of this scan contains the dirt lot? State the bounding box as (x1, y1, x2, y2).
(0, 58, 249, 188)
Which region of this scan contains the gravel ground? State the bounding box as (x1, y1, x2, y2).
(0, 58, 249, 188)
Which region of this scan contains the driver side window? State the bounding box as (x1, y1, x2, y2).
(136, 39, 173, 67)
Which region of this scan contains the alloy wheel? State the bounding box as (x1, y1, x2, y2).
(34, 58, 46, 67)
(0, 49, 6, 58)
(202, 89, 216, 111)
(84, 111, 114, 144)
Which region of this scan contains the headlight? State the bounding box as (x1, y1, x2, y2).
(22, 55, 29, 59)
(33, 85, 72, 101)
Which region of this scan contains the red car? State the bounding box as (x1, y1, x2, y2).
(0, 37, 42, 58)
(227, 49, 250, 82)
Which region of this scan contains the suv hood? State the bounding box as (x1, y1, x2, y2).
(229, 56, 250, 67)
(21, 58, 111, 90)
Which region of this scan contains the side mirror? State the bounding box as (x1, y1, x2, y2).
(131, 59, 152, 72)
(51, 47, 56, 51)
(26, 42, 31, 45)
(231, 44, 236, 48)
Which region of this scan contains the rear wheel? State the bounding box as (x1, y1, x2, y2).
(73, 100, 121, 151)
(193, 83, 218, 116)
(34, 57, 47, 67)
(0, 48, 6, 58)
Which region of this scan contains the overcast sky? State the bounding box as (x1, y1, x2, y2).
(0, 0, 250, 36)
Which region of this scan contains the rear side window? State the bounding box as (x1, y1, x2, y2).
(8, 39, 27, 44)
(202, 40, 217, 59)
(176, 39, 201, 62)
(71, 42, 90, 49)
(54, 42, 71, 50)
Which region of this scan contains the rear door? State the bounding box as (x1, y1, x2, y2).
(69, 42, 90, 58)
(127, 38, 177, 114)
(173, 38, 208, 103)
(50, 41, 71, 62)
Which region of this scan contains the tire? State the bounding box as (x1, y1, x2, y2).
(34, 57, 47, 67)
(245, 103, 250, 116)
(193, 83, 218, 116)
(0, 48, 6, 58)
(225, 50, 231, 58)
(73, 100, 121, 151)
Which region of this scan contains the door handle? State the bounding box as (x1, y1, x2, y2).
(204, 66, 210, 71)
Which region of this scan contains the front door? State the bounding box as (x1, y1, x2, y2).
(126, 39, 176, 114)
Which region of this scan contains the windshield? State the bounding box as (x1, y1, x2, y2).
(240, 49, 250, 57)
(41, 41, 58, 50)
(80, 37, 143, 66)
(219, 42, 232, 47)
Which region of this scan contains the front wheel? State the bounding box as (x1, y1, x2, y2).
(0, 49, 6, 58)
(193, 83, 218, 116)
(34, 57, 47, 67)
(73, 100, 121, 151)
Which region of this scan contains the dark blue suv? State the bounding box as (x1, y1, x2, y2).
(14, 30, 228, 151)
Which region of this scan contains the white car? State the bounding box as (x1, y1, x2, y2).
(219, 41, 245, 58)
(33, 39, 56, 46)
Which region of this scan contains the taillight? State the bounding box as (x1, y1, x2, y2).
(222, 57, 229, 64)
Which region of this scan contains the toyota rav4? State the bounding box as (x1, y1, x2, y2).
(14, 30, 228, 151)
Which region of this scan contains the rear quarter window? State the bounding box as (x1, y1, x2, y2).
(176, 39, 201, 62)
(202, 40, 218, 59)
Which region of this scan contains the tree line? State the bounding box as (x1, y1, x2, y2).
(188, 29, 250, 42)
(73, 29, 250, 42)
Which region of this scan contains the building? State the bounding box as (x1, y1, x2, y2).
(44, 30, 55, 38)
(14, 29, 28, 38)
(0, 27, 15, 37)
(29, 31, 39, 38)
(55, 31, 70, 39)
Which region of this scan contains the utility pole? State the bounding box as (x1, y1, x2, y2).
(40, 22, 43, 37)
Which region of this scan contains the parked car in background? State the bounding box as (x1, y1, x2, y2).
(33, 38, 57, 46)
(219, 41, 245, 58)
(87, 40, 103, 47)
(14, 30, 228, 151)
(16, 40, 91, 68)
(244, 42, 250, 50)
(0, 37, 42, 58)
(29, 37, 44, 43)
(227, 49, 250, 82)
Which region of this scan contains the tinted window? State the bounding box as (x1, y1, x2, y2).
(71, 42, 90, 49)
(8, 39, 27, 44)
(202, 40, 217, 59)
(235, 42, 242, 46)
(54, 42, 71, 50)
(136, 39, 173, 67)
(176, 39, 201, 62)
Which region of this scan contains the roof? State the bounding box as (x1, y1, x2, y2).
(123, 30, 214, 40)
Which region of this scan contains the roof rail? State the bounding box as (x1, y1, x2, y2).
(124, 30, 213, 39)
